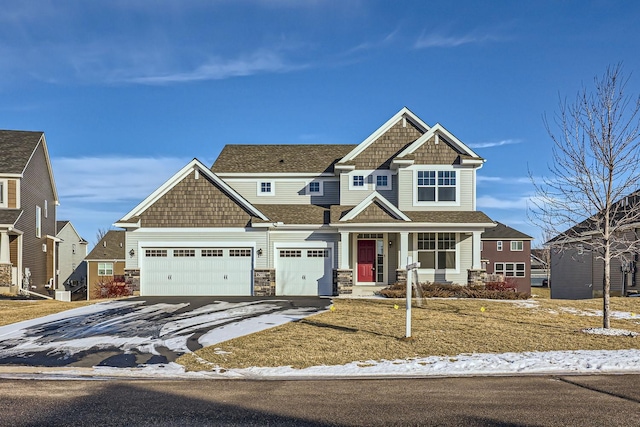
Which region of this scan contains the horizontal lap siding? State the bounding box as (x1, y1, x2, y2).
(14, 142, 56, 291)
(550, 248, 593, 299)
(225, 179, 339, 205)
(126, 230, 268, 270)
(340, 174, 398, 206)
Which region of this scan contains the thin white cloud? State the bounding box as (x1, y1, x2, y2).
(414, 30, 504, 49)
(477, 175, 532, 184)
(477, 195, 534, 210)
(468, 139, 521, 149)
(477, 176, 503, 183)
(52, 156, 195, 203)
(122, 50, 306, 85)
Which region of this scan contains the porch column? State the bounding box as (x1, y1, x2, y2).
(472, 230, 482, 269)
(0, 231, 10, 264)
(340, 232, 350, 269)
(399, 232, 409, 267)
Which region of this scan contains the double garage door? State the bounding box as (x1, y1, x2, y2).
(141, 247, 253, 296)
(277, 248, 333, 296)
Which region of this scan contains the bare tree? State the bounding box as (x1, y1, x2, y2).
(530, 64, 640, 328)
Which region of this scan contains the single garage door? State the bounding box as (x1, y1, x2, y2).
(277, 248, 333, 296)
(141, 247, 253, 296)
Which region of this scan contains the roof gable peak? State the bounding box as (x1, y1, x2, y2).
(341, 192, 411, 222)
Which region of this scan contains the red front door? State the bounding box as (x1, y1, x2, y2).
(357, 240, 376, 282)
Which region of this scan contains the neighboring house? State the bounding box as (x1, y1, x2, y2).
(549, 237, 638, 299)
(115, 107, 496, 297)
(481, 222, 532, 294)
(85, 230, 126, 299)
(0, 130, 59, 296)
(56, 220, 88, 290)
(548, 193, 640, 299)
(530, 248, 549, 287)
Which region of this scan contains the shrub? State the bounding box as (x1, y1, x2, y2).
(377, 282, 529, 300)
(93, 279, 132, 299)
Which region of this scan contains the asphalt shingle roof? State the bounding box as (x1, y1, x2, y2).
(0, 209, 22, 226)
(481, 222, 532, 240)
(0, 130, 44, 174)
(211, 144, 356, 174)
(85, 230, 126, 260)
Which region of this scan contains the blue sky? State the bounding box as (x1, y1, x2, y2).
(2, 0, 640, 247)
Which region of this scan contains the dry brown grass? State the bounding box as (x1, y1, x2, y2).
(0, 299, 95, 327)
(179, 296, 640, 371)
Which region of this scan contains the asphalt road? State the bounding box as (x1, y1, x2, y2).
(0, 375, 639, 426)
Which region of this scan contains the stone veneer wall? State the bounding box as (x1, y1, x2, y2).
(395, 269, 407, 285)
(254, 269, 275, 296)
(125, 269, 141, 296)
(467, 269, 486, 286)
(0, 264, 12, 287)
(334, 269, 353, 295)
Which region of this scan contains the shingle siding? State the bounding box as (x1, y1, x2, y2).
(351, 120, 423, 169)
(140, 172, 255, 228)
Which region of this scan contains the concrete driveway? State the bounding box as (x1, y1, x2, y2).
(0, 297, 330, 368)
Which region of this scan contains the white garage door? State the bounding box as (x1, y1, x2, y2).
(277, 248, 333, 296)
(141, 247, 253, 296)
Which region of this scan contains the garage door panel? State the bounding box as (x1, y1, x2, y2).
(277, 248, 332, 296)
(141, 247, 253, 296)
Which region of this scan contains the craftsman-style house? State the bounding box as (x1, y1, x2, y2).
(115, 108, 496, 296)
(0, 130, 59, 296)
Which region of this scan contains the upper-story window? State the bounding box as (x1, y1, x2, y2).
(416, 170, 457, 202)
(44, 200, 48, 218)
(510, 241, 523, 251)
(375, 174, 392, 190)
(35, 205, 42, 238)
(305, 181, 324, 196)
(257, 181, 274, 196)
(497, 241, 503, 251)
(353, 175, 365, 187)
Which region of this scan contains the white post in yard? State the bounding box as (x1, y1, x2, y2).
(405, 257, 421, 339)
(406, 256, 412, 338)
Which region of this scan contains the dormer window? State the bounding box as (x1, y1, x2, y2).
(257, 181, 274, 196)
(353, 175, 364, 187)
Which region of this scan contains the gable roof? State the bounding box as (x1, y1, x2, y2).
(0, 130, 44, 175)
(118, 158, 268, 224)
(396, 123, 483, 164)
(0, 209, 23, 227)
(86, 230, 125, 260)
(0, 130, 59, 203)
(56, 220, 88, 243)
(482, 222, 532, 240)
(340, 192, 410, 222)
(338, 107, 430, 164)
(331, 205, 494, 226)
(212, 145, 355, 174)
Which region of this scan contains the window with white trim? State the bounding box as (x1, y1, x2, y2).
(510, 241, 523, 251)
(258, 181, 274, 196)
(497, 241, 503, 251)
(417, 170, 456, 202)
(44, 200, 48, 218)
(306, 181, 324, 196)
(495, 262, 525, 277)
(417, 232, 457, 269)
(35, 205, 42, 238)
(0, 180, 6, 207)
(98, 262, 114, 276)
(352, 175, 364, 188)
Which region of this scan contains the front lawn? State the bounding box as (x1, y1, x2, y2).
(0, 298, 95, 327)
(178, 295, 640, 370)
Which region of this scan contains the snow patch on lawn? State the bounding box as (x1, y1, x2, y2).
(582, 328, 638, 337)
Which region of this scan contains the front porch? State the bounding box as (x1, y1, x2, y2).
(333, 229, 485, 295)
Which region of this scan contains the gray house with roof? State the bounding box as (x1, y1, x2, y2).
(56, 220, 88, 290)
(0, 130, 59, 296)
(115, 108, 496, 296)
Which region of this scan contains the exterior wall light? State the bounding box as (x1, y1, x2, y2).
(129, 249, 135, 257)
(257, 248, 263, 256)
